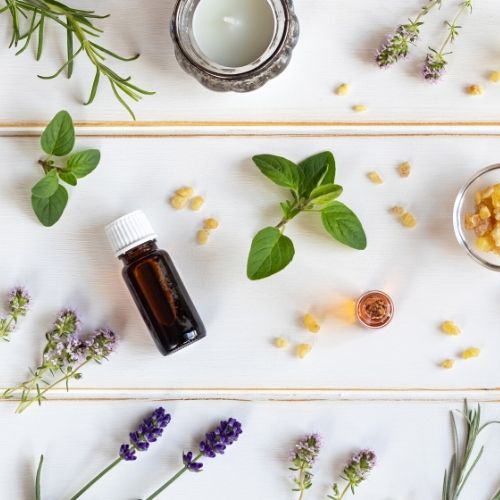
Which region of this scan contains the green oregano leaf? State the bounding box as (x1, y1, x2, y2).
(247, 227, 295, 280)
(299, 151, 336, 197)
(252, 155, 300, 191)
(59, 171, 78, 186)
(66, 149, 101, 178)
(321, 201, 367, 250)
(31, 169, 59, 198)
(40, 110, 75, 156)
(31, 185, 68, 227)
(309, 184, 343, 207)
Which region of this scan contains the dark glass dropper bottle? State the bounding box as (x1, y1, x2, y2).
(106, 210, 206, 356)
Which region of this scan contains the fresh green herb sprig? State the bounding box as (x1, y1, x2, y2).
(442, 401, 500, 500)
(31, 110, 100, 226)
(0, 0, 153, 119)
(247, 152, 367, 280)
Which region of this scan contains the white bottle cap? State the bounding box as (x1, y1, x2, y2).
(105, 210, 158, 257)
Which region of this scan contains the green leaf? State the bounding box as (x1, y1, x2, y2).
(31, 169, 59, 198)
(40, 110, 75, 156)
(309, 184, 343, 207)
(59, 171, 78, 186)
(32, 185, 68, 227)
(321, 201, 367, 250)
(35, 454, 44, 500)
(66, 149, 100, 178)
(247, 227, 295, 280)
(252, 155, 300, 191)
(299, 151, 336, 196)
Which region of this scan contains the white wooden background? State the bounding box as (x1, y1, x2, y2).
(1, 0, 500, 498)
(0, 0, 499, 124)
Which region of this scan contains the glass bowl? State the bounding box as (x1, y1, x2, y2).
(453, 163, 500, 271)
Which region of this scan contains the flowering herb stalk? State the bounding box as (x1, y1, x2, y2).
(0, 287, 31, 341)
(375, 0, 442, 68)
(1, 309, 117, 413)
(442, 401, 500, 500)
(67, 407, 171, 500)
(423, 0, 473, 81)
(327, 450, 377, 500)
(289, 433, 322, 500)
(143, 418, 243, 499)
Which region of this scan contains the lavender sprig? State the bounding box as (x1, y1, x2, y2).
(0, 287, 31, 341)
(69, 408, 171, 500)
(423, 0, 473, 81)
(143, 418, 243, 500)
(289, 433, 322, 500)
(328, 450, 377, 500)
(375, 0, 442, 68)
(1, 309, 117, 413)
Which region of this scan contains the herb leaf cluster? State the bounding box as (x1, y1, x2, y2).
(0, 0, 153, 119)
(247, 152, 367, 280)
(32, 110, 100, 226)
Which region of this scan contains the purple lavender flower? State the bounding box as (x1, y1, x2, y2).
(199, 418, 243, 458)
(7, 287, 31, 319)
(422, 51, 447, 81)
(120, 407, 171, 461)
(342, 449, 377, 486)
(183, 451, 203, 472)
(375, 22, 422, 68)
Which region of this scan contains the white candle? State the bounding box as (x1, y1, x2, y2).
(193, 0, 276, 68)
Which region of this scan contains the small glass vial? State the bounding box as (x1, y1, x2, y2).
(356, 290, 394, 329)
(105, 210, 206, 356)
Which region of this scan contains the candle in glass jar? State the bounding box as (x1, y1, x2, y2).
(356, 290, 394, 329)
(192, 0, 276, 68)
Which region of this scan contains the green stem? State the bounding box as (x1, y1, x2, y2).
(70, 456, 123, 500)
(437, 1, 471, 54)
(144, 453, 203, 500)
(337, 483, 351, 500)
(16, 359, 89, 413)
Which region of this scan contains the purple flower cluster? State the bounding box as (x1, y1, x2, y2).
(289, 433, 322, 467)
(422, 51, 447, 81)
(342, 449, 377, 486)
(375, 23, 421, 68)
(119, 407, 171, 461)
(7, 287, 31, 319)
(183, 451, 203, 472)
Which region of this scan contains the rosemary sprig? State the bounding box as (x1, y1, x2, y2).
(442, 401, 500, 500)
(1, 0, 154, 119)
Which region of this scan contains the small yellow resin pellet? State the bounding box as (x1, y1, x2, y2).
(476, 235, 494, 252)
(368, 171, 384, 185)
(488, 71, 500, 83)
(274, 337, 289, 349)
(479, 205, 491, 220)
(170, 195, 188, 210)
(441, 321, 461, 336)
(467, 84, 483, 96)
(391, 206, 406, 216)
(353, 104, 368, 113)
(303, 313, 321, 334)
(441, 359, 455, 369)
(197, 229, 209, 245)
(190, 196, 205, 211)
(398, 162, 411, 177)
(204, 218, 219, 230)
(296, 343, 312, 359)
(176, 186, 194, 198)
(462, 347, 481, 359)
(401, 212, 417, 228)
(335, 83, 349, 96)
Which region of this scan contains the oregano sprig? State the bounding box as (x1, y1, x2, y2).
(1, 0, 153, 119)
(31, 110, 100, 226)
(247, 152, 367, 280)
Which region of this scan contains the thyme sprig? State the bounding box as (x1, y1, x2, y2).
(1, 0, 154, 119)
(442, 401, 500, 500)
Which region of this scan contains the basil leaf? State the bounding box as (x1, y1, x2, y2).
(40, 110, 75, 156)
(59, 171, 78, 186)
(31, 185, 68, 227)
(31, 169, 59, 198)
(247, 227, 295, 280)
(299, 151, 336, 196)
(309, 184, 343, 207)
(67, 149, 101, 178)
(321, 201, 367, 250)
(253, 155, 300, 191)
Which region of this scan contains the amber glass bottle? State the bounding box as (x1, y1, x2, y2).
(106, 210, 206, 356)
